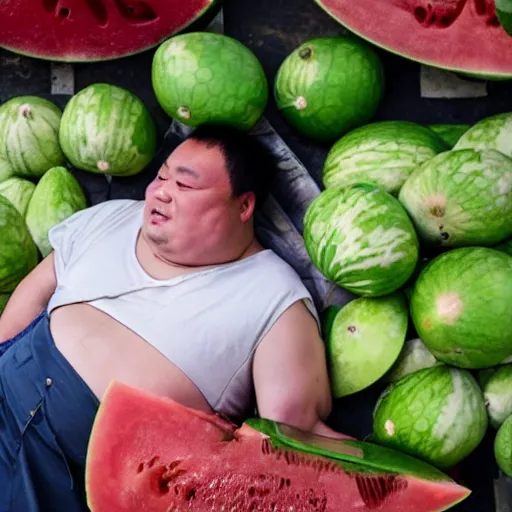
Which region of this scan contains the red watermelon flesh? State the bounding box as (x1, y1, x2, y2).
(0, 0, 216, 62)
(316, 0, 512, 79)
(86, 381, 470, 512)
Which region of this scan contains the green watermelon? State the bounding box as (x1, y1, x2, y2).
(495, 414, 512, 477)
(454, 113, 512, 158)
(496, 0, 512, 35)
(152, 32, 268, 131)
(483, 365, 512, 429)
(0, 293, 9, 316)
(428, 124, 471, 149)
(25, 167, 87, 258)
(0, 96, 65, 181)
(0, 177, 35, 217)
(0, 195, 38, 293)
(304, 183, 419, 297)
(274, 37, 384, 141)
(386, 338, 440, 383)
(411, 247, 512, 369)
(86, 381, 471, 512)
(496, 238, 512, 255)
(321, 304, 342, 340)
(373, 366, 488, 469)
(59, 84, 157, 177)
(326, 293, 408, 397)
(323, 121, 447, 195)
(399, 149, 512, 247)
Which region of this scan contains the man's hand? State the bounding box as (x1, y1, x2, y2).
(0, 253, 57, 342)
(253, 300, 350, 440)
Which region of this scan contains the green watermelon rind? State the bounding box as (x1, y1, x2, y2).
(495, 414, 512, 477)
(247, 417, 458, 483)
(483, 364, 512, 429)
(0, 1, 218, 64)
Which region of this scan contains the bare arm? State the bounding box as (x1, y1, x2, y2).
(0, 253, 57, 342)
(253, 300, 353, 440)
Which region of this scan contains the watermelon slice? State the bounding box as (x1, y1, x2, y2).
(86, 381, 471, 511)
(0, 0, 216, 62)
(315, 0, 512, 79)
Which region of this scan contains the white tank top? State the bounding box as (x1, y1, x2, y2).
(47, 200, 318, 422)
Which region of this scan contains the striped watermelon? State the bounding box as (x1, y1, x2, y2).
(323, 121, 448, 195)
(303, 183, 419, 297)
(373, 366, 488, 469)
(59, 84, 157, 177)
(0, 96, 66, 181)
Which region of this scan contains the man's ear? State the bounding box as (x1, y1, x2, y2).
(239, 191, 256, 223)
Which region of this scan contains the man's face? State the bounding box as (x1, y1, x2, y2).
(142, 138, 251, 265)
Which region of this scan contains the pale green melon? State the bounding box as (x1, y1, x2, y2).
(0, 96, 65, 180)
(483, 365, 512, 429)
(495, 414, 512, 477)
(399, 149, 512, 247)
(25, 166, 87, 257)
(0, 177, 35, 217)
(323, 121, 447, 195)
(0, 293, 9, 316)
(304, 183, 419, 297)
(373, 366, 488, 469)
(326, 293, 408, 397)
(0, 195, 38, 293)
(454, 112, 512, 158)
(274, 37, 384, 141)
(386, 338, 440, 383)
(411, 247, 512, 369)
(152, 32, 268, 130)
(59, 84, 157, 177)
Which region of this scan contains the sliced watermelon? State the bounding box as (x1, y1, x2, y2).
(0, 0, 216, 62)
(316, 0, 512, 79)
(86, 381, 471, 511)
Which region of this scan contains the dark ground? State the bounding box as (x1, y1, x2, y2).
(0, 0, 510, 510)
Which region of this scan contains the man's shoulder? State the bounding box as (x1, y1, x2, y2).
(254, 249, 306, 285)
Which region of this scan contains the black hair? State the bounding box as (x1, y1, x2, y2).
(189, 124, 276, 207)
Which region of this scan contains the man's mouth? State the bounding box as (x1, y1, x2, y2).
(150, 208, 169, 223)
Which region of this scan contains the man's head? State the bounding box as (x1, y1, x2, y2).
(142, 124, 275, 266)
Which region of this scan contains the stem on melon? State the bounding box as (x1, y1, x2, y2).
(19, 104, 32, 119)
(298, 46, 313, 60)
(97, 160, 110, 173)
(177, 106, 191, 121)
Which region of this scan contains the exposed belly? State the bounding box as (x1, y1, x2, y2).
(49, 303, 214, 414)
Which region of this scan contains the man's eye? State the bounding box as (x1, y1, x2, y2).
(157, 175, 166, 181)
(177, 181, 191, 189)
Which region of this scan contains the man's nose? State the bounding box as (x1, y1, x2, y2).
(156, 186, 172, 203)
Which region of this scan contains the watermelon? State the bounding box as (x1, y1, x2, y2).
(454, 112, 512, 158)
(274, 37, 384, 141)
(152, 33, 268, 131)
(25, 167, 87, 258)
(399, 149, 512, 247)
(0, 293, 9, 316)
(0, 1, 216, 62)
(323, 121, 448, 195)
(326, 293, 408, 397)
(495, 414, 512, 477)
(59, 84, 157, 177)
(483, 364, 512, 428)
(0, 177, 35, 217)
(0, 195, 38, 293)
(304, 183, 419, 297)
(373, 366, 488, 469)
(496, 237, 512, 255)
(496, 0, 512, 35)
(386, 338, 440, 383)
(86, 381, 471, 511)
(428, 124, 471, 149)
(411, 247, 512, 369)
(0, 96, 66, 181)
(315, 0, 512, 79)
